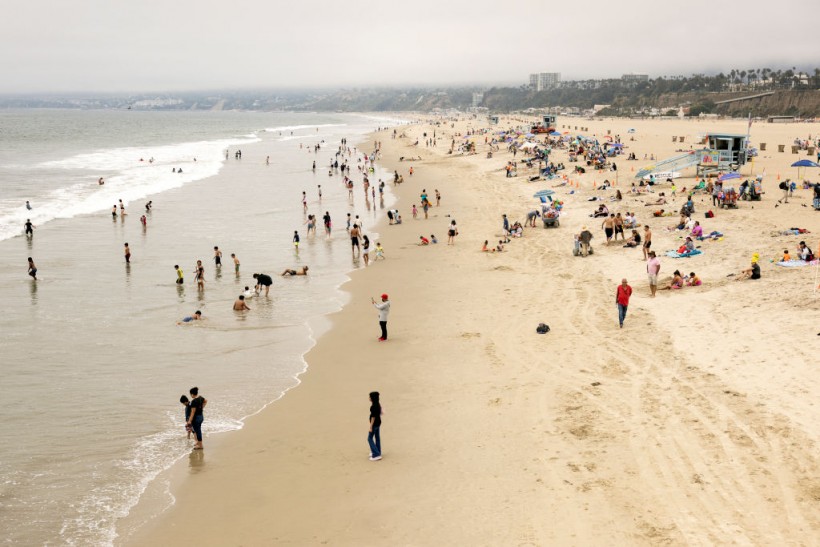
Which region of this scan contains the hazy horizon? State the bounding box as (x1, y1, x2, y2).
(3, 0, 818, 94)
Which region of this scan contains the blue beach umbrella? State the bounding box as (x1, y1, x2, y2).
(549, 131, 561, 136)
(533, 189, 555, 198)
(791, 159, 820, 167)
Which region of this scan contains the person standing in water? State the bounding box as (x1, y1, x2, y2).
(111, 205, 118, 219)
(27, 257, 37, 280)
(186, 387, 207, 450)
(124, 243, 131, 264)
(368, 391, 382, 461)
(24, 219, 34, 237)
(195, 260, 205, 290)
(174, 264, 184, 284)
(231, 253, 240, 273)
(25, 200, 32, 210)
(293, 230, 300, 252)
(213, 246, 222, 268)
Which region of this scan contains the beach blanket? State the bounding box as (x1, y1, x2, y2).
(666, 249, 703, 258)
(696, 231, 723, 241)
(776, 259, 819, 267)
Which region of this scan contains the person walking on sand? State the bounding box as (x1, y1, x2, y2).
(186, 387, 207, 450)
(646, 251, 660, 297)
(371, 293, 390, 341)
(124, 243, 131, 264)
(28, 257, 37, 280)
(447, 220, 458, 245)
(368, 391, 383, 461)
(642, 225, 653, 260)
(602, 214, 615, 246)
(615, 278, 632, 328)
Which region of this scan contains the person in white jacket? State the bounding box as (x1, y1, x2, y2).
(371, 293, 391, 341)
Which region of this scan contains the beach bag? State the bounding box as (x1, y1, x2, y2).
(705, 210, 714, 218)
(536, 323, 550, 334)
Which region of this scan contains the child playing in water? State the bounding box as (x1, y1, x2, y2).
(180, 395, 193, 439)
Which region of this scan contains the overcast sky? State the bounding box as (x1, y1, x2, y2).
(2, 0, 818, 93)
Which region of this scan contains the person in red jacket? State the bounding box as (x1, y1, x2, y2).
(616, 278, 632, 328)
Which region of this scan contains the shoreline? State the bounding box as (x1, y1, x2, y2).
(125, 116, 819, 545)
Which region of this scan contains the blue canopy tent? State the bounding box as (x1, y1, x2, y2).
(718, 172, 741, 182)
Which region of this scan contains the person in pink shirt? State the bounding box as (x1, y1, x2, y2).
(690, 221, 703, 239)
(615, 278, 632, 328)
(646, 251, 661, 297)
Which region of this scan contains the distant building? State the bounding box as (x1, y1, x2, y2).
(471, 92, 484, 108)
(529, 73, 561, 91)
(622, 73, 649, 83)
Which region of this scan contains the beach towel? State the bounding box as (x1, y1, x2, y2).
(696, 231, 723, 241)
(665, 249, 703, 258)
(776, 259, 819, 267)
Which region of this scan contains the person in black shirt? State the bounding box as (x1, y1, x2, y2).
(737, 259, 761, 280)
(368, 391, 382, 461)
(252, 273, 273, 296)
(180, 395, 192, 439)
(187, 387, 207, 450)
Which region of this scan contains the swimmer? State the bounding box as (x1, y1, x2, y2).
(25, 200, 32, 210)
(145, 201, 152, 212)
(98, 178, 104, 185)
(243, 286, 255, 298)
(233, 295, 251, 311)
(281, 266, 309, 276)
(177, 310, 202, 325)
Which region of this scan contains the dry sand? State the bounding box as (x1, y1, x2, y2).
(126, 116, 820, 546)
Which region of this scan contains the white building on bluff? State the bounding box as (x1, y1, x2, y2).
(529, 73, 561, 91)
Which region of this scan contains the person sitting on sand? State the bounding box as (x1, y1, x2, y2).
(690, 221, 703, 239)
(418, 236, 430, 245)
(281, 266, 309, 276)
(177, 310, 202, 325)
(660, 270, 684, 290)
(430, 234, 438, 244)
(736, 254, 761, 280)
(645, 193, 667, 206)
(798, 241, 815, 261)
(592, 204, 609, 218)
(652, 209, 666, 217)
(495, 240, 505, 252)
(482, 240, 490, 252)
(676, 236, 695, 254)
(624, 229, 642, 248)
(623, 212, 637, 229)
(686, 272, 702, 286)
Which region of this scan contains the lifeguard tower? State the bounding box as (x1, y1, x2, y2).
(542, 115, 557, 129)
(635, 131, 750, 180)
(696, 133, 749, 177)
(489, 115, 499, 125)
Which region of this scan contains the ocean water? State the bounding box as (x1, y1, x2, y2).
(0, 109, 401, 545)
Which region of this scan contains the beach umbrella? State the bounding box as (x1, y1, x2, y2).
(791, 160, 820, 167)
(533, 189, 555, 198)
(548, 131, 561, 136)
(791, 159, 819, 180)
(627, 128, 636, 133)
(610, 143, 623, 148)
(525, 133, 535, 138)
(718, 172, 740, 182)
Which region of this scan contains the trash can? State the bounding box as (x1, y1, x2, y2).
(679, 136, 685, 143)
(607, 129, 611, 135)
(778, 145, 785, 153)
(791, 145, 799, 154)
(672, 136, 678, 142)
(808, 146, 816, 156)
(760, 143, 767, 151)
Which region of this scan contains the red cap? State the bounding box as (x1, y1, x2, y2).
(381, 293, 388, 300)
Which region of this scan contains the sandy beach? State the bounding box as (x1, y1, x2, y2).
(127, 116, 820, 546)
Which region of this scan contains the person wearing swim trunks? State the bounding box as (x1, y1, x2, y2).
(231, 254, 239, 273)
(323, 211, 332, 238)
(24, 219, 34, 237)
(112, 206, 117, 219)
(350, 224, 361, 256)
(293, 231, 300, 251)
(174, 264, 184, 285)
(281, 266, 309, 276)
(124, 243, 131, 264)
(233, 295, 251, 311)
(177, 310, 202, 325)
(195, 260, 204, 290)
(602, 214, 615, 246)
(253, 272, 274, 295)
(642, 225, 652, 260)
(213, 246, 222, 268)
(27, 257, 37, 280)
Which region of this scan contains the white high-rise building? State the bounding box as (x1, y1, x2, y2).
(529, 72, 561, 91)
